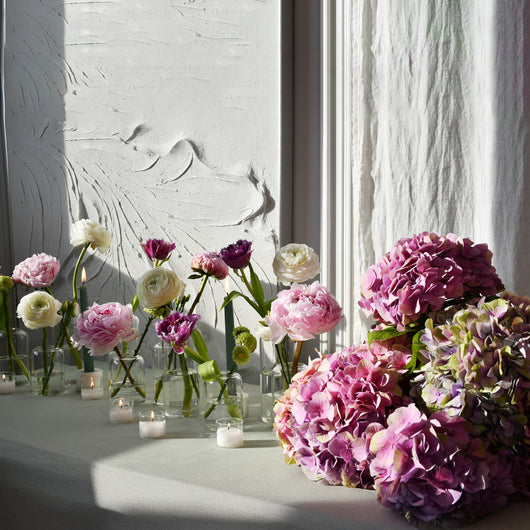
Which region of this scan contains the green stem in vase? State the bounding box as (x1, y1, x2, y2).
(2, 293, 30, 381)
(292, 340, 303, 376)
(134, 315, 154, 355)
(110, 346, 145, 399)
(275, 340, 291, 390)
(204, 364, 241, 420)
(179, 352, 194, 417)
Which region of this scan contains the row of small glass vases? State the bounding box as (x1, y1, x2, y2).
(0, 328, 30, 386)
(153, 341, 243, 426)
(153, 342, 200, 418)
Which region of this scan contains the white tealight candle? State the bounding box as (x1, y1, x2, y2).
(139, 410, 166, 439)
(216, 417, 244, 448)
(109, 397, 134, 424)
(81, 377, 104, 400)
(0, 372, 15, 394)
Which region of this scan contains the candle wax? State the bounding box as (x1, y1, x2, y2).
(0, 374, 16, 394)
(109, 406, 134, 424)
(217, 425, 244, 448)
(81, 387, 104, 400)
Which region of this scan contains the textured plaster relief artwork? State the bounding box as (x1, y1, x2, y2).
(4, 0, 281, 367)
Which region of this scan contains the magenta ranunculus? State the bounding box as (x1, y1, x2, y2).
(141, 238, 176, 262)
(12, 253, 60, 288)
(74, 302, 139, 356)
(190, 252, 229, 280)
(358, 232, 504, 330)
(265, 281, 343, 343)
(155, 311, 201, 353)
(219, 239, 252, 269)
(273, 344, 405, 487)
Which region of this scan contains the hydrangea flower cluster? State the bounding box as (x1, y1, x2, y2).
(358, 232, 504, 330)
(274, 342, 407, 488)
(416, 293, 530, 448)
(275, 233, 530, 527)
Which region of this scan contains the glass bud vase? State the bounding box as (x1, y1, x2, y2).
(30, 346, 65, 396)
(203, 370, 243, 431)
(153, 342, 200, 418)
(0, 327, 30, 386)
(108, 352, 146, 404)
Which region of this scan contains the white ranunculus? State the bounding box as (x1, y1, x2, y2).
(272, 243, 321, 285)
(70, 219, 112, 253)
(17, 291, 62, 330)
(137, 268, 186, 309)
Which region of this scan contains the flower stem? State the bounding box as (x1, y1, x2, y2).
(2, 293, 30, 381)
(134, 315, 154, 355)
(292, 341, 303, 375)
(188, 275, 209, 315)
(179, 352, 194, 417)
(276, 340, 291, 390)
(204, 364, 240, 419)
(111, 347, 145, 399)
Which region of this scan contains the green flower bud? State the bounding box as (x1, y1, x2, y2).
(232, 345, 251, 366)
(0, 276, 14, 294)
(232, 326, 250, 340)
(237, 332, 257, 353)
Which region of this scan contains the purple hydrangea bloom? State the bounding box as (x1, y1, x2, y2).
(358, 232, 504, 330)
(369, 404, 513, 525)
(219, 239, 252, 269)
(141, 239, 176, 262)
(155, 311, 200, 353)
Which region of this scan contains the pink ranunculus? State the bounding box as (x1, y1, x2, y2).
(190, 252, 229, 280)
(12, 253, 60, 288)
(265, 281, 343, 343)
(74, 302, 139, 356)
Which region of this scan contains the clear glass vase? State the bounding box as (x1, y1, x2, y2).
(203, 370, 243, 431)
(153, 342, 200, 418)
(30, 346, 64, 396)
(108, 352, 146, 404)
(0, 327, 30, 385)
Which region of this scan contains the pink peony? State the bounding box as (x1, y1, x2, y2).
(74, 302, 139, 356)
(12, 253, 60, 288)
(190, 252, 229, 280)
(265, 281, 343, 343)
(359, 232, 504, 330)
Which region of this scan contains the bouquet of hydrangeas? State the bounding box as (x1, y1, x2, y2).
(274, 232, 530, 528)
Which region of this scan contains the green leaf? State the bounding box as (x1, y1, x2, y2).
(220, 290, 262, 316)
(248, 262, 266, 310)
(188, 273, 204, 280)
(367, 327, 407, 346)
(131, 293, 140, 312)
(405, 330, 425, 371)
(183, 345, 206, 365)
(191, 328, 209, 361)
(198, 359, 221, 382)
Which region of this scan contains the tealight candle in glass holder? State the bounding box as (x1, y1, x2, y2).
(138, 410, 166, 439)
(0, 371, 16, 394)
(216, 417, 244, 448)
(109, 397, 134, 424)
(80, 375, 104, 400)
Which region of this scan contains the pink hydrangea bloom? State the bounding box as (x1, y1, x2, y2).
(273, 344, 404, 487)
(358, 232, 504, 330)
(265, 281, 343, 343)
(190, 252, 229, 280)
(12, 253, 60, 288)
(74, 302, 139, 356)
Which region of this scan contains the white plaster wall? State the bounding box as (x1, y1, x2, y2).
(4, 0, 282, 372)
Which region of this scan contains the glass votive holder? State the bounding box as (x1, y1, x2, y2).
(216, 417, 244, 448)
(138, 410, 166, 439)
(80, 373, 105, 400)
(109, 397, 134, 424)
(0, 371, 16, 394)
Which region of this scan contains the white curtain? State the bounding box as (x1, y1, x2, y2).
(323, 0, 530, 348)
